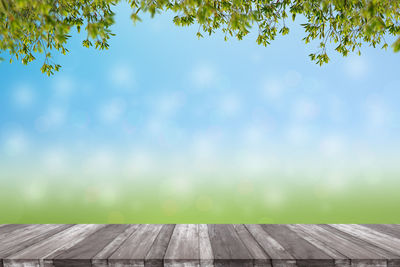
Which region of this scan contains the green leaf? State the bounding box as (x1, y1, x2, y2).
(1, 0, 400, 74)
(392, 38, 400, 52)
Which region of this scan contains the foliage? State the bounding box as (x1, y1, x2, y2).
(1, 0, 399, 75)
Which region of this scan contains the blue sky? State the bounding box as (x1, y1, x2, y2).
(1, 2, 400, 175)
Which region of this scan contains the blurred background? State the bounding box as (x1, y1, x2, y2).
(1, 2, 400, 223)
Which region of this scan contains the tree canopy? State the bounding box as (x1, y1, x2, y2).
(1, 0, 399, 75)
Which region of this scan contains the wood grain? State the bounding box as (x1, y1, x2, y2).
(319, 224, 400, 261)
(290, 224, 393, 267)
(164, 224, 199, 267)
(0, 225, 72, 261)
(93, 224, 140, 267)
(43, 225, 106, 267)
(0, 225, 30, 237)
(199, 224, 213, 267)
(208, 224, 254, 267)
(108, 224, 163, 267)
(53, 224, 130, 267)
(361, 224, 400, 240)
(329, 224, 400, 257)
(261, 224, 334, 267)
(144, 224, 175, 267)
(232, 224, 270, 267)
(245, 224, 296, 267)
(1, 224, 400, 267)
(4, 224, 106, 267)
(0, 225, 49, 252)
(285, 224, 350, 267)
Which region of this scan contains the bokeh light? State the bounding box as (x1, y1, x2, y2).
(1, 1, 400, 223)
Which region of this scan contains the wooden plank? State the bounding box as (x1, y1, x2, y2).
(3, 224, 400, 267)
(0, 225, 31, 237)
(290, 224, 391, 267)
(0, 225, 46, 245)
(261, 225, 334, 267)
(295, 224, 387, 259)
(4, 224, 104, 267)
(53, 224, 130, 267)
(329, 224, 400, 257)
(164, 224, 199, 267)
(198, 224, 213, 267)
(0, 225, 72, 261)
(43, 224, 107, 267)
(361, 225, 400, 240)
(319, 224, 400, 261)
(0, 225, 49, 267)
(92, 224, 140, 267)
(244, 224, 296, 267)
(285, 225, 350, 267)
(144, 224, 175, 267)
(108, 224, 163, 267)
(232, 224, 271, 267)
(208, 224, 253, 267)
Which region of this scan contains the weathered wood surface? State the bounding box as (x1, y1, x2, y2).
(164, 224, 199, 266)
(109, 224, 163, 267)
(1, 225, 400, 267)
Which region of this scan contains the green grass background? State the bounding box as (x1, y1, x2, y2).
(1, 169, 399, 223)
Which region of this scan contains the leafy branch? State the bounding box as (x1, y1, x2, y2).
(1, 0, 400, 75)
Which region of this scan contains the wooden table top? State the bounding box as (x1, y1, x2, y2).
(0, 224, 400, 266)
